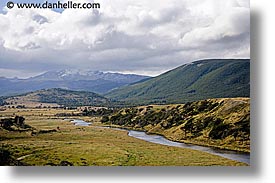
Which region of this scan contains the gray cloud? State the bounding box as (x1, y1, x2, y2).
(0, 0, 250, 77)
(32, 14, 49, 24)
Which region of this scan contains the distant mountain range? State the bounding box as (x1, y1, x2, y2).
(0, 70, 150, 96)
(0, 59, 250, 107)
(106, 59, 250, 105)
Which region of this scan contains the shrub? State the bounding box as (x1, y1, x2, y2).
(209, 120, 232, 140)
(101, 116, 109, 123)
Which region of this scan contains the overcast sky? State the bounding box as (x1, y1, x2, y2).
(0, 0, 250, 78)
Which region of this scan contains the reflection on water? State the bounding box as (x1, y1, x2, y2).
(67, 119, 250, 164)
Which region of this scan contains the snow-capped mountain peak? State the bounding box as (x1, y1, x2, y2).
(30, 69, 150, 83)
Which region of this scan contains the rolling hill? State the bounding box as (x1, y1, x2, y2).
(102, 97, 250, 152)
(1, 88, 110, 107)
(106, 59, 250, 105)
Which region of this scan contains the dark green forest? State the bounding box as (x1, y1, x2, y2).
(106, 59, 250, 105)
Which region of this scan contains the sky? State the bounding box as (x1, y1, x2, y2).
(0, 0, 250, 78)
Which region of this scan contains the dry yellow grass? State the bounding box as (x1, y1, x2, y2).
(0, 108, 247, 166)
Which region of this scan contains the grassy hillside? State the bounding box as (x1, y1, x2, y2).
(106, 59, 250, 105)
(1, 88, 109, 107)
(101, 98, 250, 152)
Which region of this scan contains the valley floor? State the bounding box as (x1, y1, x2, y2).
(0, 108, 247, 166)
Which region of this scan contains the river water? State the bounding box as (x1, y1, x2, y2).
(128, 130, 250, 164)
(69, 119, 92, 126)
(68, 119, 250, 164)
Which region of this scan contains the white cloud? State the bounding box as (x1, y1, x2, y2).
(179, 6, 249, 48)
(0, 0, 250, 77)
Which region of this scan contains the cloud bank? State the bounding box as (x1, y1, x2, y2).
(0, 0, 250, 77)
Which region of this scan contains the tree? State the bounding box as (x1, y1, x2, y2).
(15, 116, 25, 127)
(209, 121, 231, 140)
(1, 118, 13, 130)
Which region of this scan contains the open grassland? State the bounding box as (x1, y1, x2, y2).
(0, 108, 247, 166)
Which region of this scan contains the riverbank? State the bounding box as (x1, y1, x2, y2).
(70, 120, 249, 164)
(99, 123, 250, 154)
(101, 98, 250, 153)
(0, 108, 247, 166)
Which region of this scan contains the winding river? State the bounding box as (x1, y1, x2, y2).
(68, 119, 250, 164)
(128, 130, 250, 164)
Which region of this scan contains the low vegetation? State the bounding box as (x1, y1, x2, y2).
(101, 98, 250, 152)
(0, 108, 247, 166)
(0, 116, 32, 131)
(0, 145, 27, 165)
